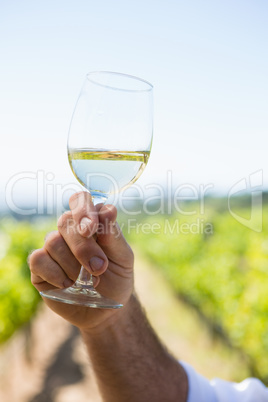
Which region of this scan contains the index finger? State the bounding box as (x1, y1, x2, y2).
(69, 191, 99, 237)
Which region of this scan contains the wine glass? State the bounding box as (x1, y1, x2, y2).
(40, 71, 153, 308)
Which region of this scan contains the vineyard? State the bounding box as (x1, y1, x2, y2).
(125, 200, 268, 383)
(0, 217, 54, 343)
(1, 199, 268, 384)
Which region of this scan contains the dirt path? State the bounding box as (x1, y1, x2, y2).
(0, 249, 249, 401)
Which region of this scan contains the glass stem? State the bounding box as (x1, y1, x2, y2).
(73, 194, 106, 290)
(75, 266, 94, 288)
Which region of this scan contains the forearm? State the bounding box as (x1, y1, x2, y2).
(80, 294, 188, 402)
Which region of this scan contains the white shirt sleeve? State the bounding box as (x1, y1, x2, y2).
(181, 361, 268, 402)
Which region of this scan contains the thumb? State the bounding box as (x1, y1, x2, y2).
(97, 205, 134, 270)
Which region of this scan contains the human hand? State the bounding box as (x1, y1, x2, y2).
(29, 191, 134, 332)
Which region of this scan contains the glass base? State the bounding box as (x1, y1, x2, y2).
(40, 284, 123, 309)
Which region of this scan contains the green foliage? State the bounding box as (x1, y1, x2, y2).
(125, 203, 268, 382)
(0, 218, 54, 343)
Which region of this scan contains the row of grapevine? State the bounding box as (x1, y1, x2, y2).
(0, 217, 54, 343)
(125, 203, 268, 382)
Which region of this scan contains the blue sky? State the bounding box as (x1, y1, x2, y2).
(1, 0, 268, 210)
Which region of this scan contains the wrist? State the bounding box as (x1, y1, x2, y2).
(79, 292, 188, 402)
(80, 292, 136, 338)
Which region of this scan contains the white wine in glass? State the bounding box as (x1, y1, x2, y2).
(40, 71, 153, 308)
(68, 149, 150, 198)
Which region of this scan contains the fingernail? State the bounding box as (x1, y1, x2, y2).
(79, 217, 92, 234)
(63, 278, 74, 288)
(89, 256, 105, 272)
